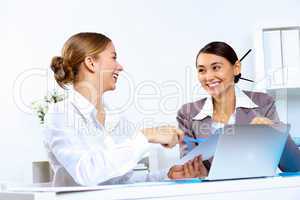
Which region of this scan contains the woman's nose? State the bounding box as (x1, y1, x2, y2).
(117, 62, 123, 71)
(203, 70, 215, 82)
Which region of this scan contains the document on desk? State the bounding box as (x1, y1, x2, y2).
(175, 134, 219, 165)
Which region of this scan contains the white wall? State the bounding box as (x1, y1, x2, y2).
(1, 0, 300, 184)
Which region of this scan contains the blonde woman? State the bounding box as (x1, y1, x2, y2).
(44, 32, 183, 186)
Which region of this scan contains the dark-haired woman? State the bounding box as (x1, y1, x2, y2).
(44, 32, 183, 186)
(168, 41, 300, 179)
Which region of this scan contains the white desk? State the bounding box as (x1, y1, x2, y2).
(2, 176, 300, 200)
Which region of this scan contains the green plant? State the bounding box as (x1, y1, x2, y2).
(31, 91, 65, 124)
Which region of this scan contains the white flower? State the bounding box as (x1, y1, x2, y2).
(31, 91, 65, 124)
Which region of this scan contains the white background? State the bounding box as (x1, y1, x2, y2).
(1, 0, 300, 184)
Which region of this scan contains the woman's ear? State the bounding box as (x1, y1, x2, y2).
(233, 60, 241, 76)
(83, 56, 96, 73)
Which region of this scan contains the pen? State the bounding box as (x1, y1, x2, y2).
(183, 133, 209, 149)
(239, 49, 254, 83)
(191, 130, 199, 146)
(240, 49, 252, 62)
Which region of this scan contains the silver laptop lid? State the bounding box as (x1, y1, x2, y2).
(207, 124, 289, 180)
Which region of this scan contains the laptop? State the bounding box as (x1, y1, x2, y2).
(205, 124, 289, 181)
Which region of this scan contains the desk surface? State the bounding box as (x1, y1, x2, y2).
(2, 176, 300, 200)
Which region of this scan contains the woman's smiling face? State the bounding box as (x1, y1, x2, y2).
(93, 42, 123, 92)
(196, 53, 240, 97)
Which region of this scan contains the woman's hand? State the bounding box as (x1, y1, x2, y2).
(141, 126, 184, 148)
(168, 156, 208, 179)
(250, 117, 273, 125)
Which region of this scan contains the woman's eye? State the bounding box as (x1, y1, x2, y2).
(198, 69, 205, 73)
(212, 65, 221, 71)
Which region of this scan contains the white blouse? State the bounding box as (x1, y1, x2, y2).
(192, 86, 259, 123)
(43, 88, 152, 186)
